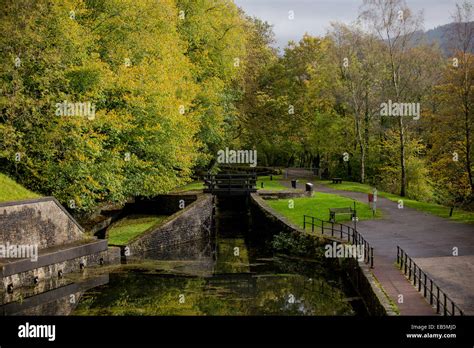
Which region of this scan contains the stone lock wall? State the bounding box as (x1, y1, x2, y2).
(0, 198, 84, 249)
(126, 194, 214, 257)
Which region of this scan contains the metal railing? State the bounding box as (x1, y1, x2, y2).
(203, 173, 257, 194)
(303, 215, 374, 268)
(397, 246, 464, 316)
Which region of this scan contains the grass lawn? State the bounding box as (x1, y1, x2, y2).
(108, 215, 168, 245)
(257, 175, 287, 191)
(265, 191, 381, 229)
(319, 180, 474, 224)
(0, 173, 40, 203)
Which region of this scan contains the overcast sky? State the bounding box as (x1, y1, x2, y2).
(234, 0, 460, 49)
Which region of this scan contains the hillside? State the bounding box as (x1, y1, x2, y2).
(0, 173, 40, 203)
(421, 22, 474, 55)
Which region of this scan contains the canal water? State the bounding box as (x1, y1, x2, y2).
(1, 197, 367, 316)
(69, 197, 366, 316)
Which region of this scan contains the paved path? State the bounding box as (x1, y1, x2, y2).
(279, 172, 474, 315)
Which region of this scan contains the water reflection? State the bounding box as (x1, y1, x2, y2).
(1, 197, 366, 316)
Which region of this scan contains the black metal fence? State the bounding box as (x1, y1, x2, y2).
(397, 246, 464, 316)
(203, 173, 257, 195)
(303, 215, 374, 268)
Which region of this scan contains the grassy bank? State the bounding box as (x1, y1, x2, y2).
(319, 180, 474, 224)
(257, 175, 287, 191)
(174, 181, 205, 192)
(107, 215, 168, 245)
(265, 192, 381, 228)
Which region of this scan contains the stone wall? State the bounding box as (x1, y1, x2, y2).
(1, 248, 111, 305)
(0, 198, 120, 301)
(0, 197, 84, 249)
(126, 194, 214, 257)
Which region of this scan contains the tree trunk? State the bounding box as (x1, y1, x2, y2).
(399, 115, 407, 197)
(465, 94, 473, 193)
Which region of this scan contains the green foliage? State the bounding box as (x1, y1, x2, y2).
(0, 0, 253, 213)
(271, 231, 323, 257)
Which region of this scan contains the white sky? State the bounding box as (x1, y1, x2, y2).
(234, 0, 461, 49)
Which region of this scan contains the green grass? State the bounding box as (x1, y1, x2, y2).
(0, 173, 40, 202)
(319, 180, 474, 224)
(265, 191, 381, 229)
(107, 215, 168, 245)
(257, 175, 287, 191)
(174, 181, 205, 192)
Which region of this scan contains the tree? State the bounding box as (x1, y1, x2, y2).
(359, 0, 424, 196)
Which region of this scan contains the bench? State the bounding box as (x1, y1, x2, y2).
(329, 207, 356, 222)
(332, 178, 342, 184)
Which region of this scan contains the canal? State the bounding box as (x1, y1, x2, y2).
(70, 197, 366, 316)
(1, 196, 367, 316)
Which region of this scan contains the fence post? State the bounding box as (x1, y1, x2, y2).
(364, 241, 367, 263)
(321, 220, 324, 235)
(418, 268, 422, 292)
(340, 224, 343, 239)
(436, 286, 440, 314)
(430, 279, 433, 305)
(331, 222, 334, 237)
(370, 247, 374, 268)
(397, 246, 400, 265)
(413, 264, 417, 286)
(404, 252, 407, 275)
(444, 294, 447, 316)
(423, 273, 427, 296)
(311, 217, 314, 233)
(408, 259, 412, 280)
(303, 215, 306, 230)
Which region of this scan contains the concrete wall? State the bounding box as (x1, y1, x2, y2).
(250, 192, 394, 316)
(126, 194, 214, 257)
(0, 197, 83, 249)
